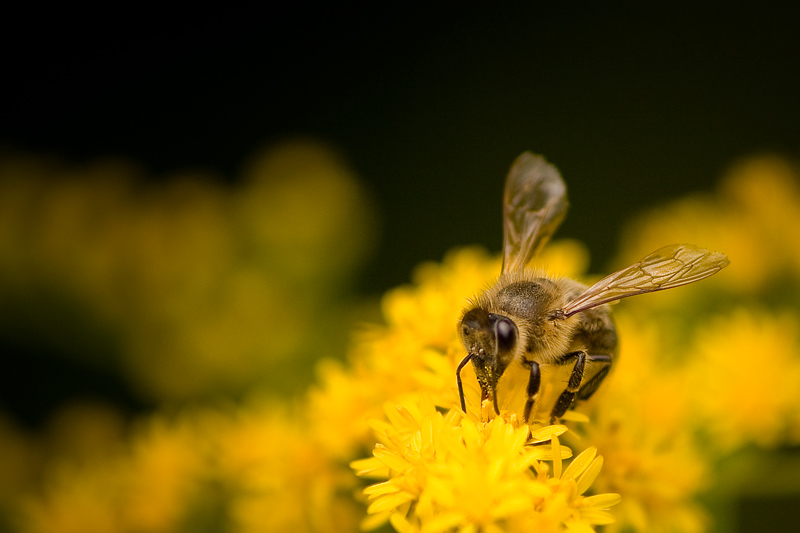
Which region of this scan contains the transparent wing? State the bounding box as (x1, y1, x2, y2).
(559, 244, 730, 317)
(501, 152, 569, 273)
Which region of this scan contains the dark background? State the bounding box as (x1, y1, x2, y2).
(2, 4, 800, 531)
(3, 4, 798, 293)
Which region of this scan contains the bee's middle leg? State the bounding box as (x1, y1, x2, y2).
(550, 351, 586, 422)
(522, 360, 541, 423)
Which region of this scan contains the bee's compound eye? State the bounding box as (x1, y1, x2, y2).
(494, 317, 517, 352)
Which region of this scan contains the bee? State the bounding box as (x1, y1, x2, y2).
(457, 152, 729, 423)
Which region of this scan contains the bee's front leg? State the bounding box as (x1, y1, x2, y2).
(455, 353, 473, 413)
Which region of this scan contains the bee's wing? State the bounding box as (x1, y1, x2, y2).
(501, 153, 569, 273)
(559, 244, 730, 317)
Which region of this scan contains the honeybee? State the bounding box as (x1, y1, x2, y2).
(457, 152, 729, 423)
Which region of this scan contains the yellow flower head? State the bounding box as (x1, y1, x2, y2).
(352, 395, 619, 533)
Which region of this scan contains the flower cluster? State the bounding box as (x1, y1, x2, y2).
(10, 399, 362, 533)
(352, 396, 619, 532)
(1, 149, 800, 532)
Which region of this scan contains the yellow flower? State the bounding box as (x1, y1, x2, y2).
(17, 411, 204, 533)
(619, 154, 800, 299)
(213, 399, 362, 533)
(0, 417, 40, 531)
(352, 395, 620, 532)
(685, 308, 800, 451)
(571, 311, 709, 533)
(14, 399, 363, 533)
(581, 413, 708, 533)
(19, 462, 125, 533)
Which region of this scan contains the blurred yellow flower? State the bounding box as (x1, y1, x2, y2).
(14, 399, 363, 533)
(619, 154, 800, 299)
(213, 399, 362, 533)
(18, 412, 204, 533)
(0, 140, 375, 401)
(0, 414, 40, 524)
(686, 308, 800, 451)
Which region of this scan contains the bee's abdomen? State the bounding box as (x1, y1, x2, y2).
(573, 308, 618, 355)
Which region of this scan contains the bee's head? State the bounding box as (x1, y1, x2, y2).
(458, 307, 518, 414)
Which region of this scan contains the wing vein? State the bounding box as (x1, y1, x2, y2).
(560, 244, 729, 317)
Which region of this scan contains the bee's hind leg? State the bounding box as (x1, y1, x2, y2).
(577, 354, 612, 401)
(549, 351, 586, 422)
